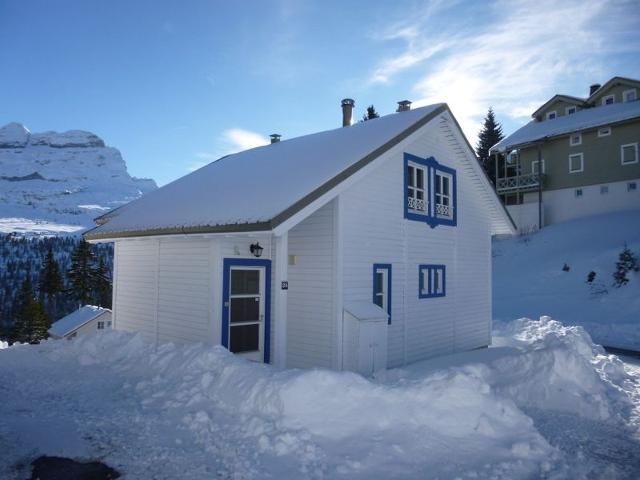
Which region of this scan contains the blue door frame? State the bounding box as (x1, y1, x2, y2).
(221, 258, 272, 363)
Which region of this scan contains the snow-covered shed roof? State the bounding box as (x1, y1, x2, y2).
(48, 305, 110, 337)
(490, 100, 640, 154)
(86, 103, 514, 239)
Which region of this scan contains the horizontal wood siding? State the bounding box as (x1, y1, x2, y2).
(286, 201, 335, 368)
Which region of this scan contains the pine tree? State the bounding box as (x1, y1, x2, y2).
(613, 244, 639, 287)
(362, 105, 380, 122)
(39, 246, 63, 318)
(13, 275, 49, 343)
(93, 256, 112, 308)
(476, 107, 504, 186)
(67, 239, 96, 306)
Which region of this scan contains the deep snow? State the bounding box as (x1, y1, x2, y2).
(1, 317, 639, 479)
(493, 210, 640, 351)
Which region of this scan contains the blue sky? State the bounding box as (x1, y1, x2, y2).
(1, 0, 639, 186)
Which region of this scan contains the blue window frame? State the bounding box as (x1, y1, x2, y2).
(404, 153, 457, 228)
(372, 263, 392, 324)
(419, 264, 446, 298)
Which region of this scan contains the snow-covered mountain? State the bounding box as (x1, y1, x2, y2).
(0, 122, 156, 235)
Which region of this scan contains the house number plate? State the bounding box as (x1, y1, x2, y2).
(281, 281, 289, 290)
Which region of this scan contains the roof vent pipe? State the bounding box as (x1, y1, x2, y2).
(270, 134, 281, 144)
(396, 100, 412, 112)
(589, 84, 601, 96)
(341, 98, 355, 127)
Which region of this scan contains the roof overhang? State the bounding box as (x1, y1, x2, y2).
(531, 94, 586, 119)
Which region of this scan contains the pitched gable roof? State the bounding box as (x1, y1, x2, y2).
(48, 305, 110, 337)
(86, 104, 514, 240)
(531, 94, 586, 119)
(587, 76, 640, 103)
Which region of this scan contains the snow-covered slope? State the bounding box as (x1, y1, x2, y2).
(0, 122, 156, 234)
(493, 210, 640, 350)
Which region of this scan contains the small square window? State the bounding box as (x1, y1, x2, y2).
(419, 265, 446, 298)
(623, 89, 637, 102)
(598, 127, 611, 137)
(602, 95, 615, 105)
(531, 159, 545, 174)
(628, 182, 637, 192)
(97, 321, 104, 330)
(569, 153, 584, 173)
(575, 188, 583, 198)
(546, 111, 557, 120)
(565, 106, 577, 115)
(621, 143, 639, 165)
(570, 133, 582, 146)
(600, 185, 609, 194)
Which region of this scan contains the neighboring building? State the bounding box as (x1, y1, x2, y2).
(85, 101, 514, 375)
(48, 305, 112, 340)
(490, 77, 640, 231)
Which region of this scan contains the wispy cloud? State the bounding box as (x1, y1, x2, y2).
(189, 129, 269, 171)
(368, 0, 640, 139)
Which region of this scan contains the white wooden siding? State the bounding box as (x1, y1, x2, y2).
(286, 201, 335, 368)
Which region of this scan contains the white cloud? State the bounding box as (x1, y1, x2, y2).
(189, 129, 269, 172)
(368, 0, 640, 140)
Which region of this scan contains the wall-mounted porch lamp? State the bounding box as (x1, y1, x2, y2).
(250, 242, 264, 258)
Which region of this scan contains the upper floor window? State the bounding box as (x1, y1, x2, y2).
(602, 94, 615, 105)
(621, 143, 639, 165)
(569, 153, 584, 173)
(598, 127, 612, 137)
(623, 89, 637, 102)
(373, 264, 392, 324)
(629, 182, 638, 192)
(419, 264, 446, 298)
(404, 153, 457, 228)
(570, 133, 582, 146)
(565, 106, 577, 115)
(546, 111, 557, 120)
(531, 159, 545, 174)
(97, 321, 105, 330)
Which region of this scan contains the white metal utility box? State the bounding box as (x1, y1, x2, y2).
(342, 302, 388, 376)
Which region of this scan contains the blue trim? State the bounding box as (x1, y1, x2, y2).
(403, 153, 457, 228)
(418, 264, 446, 298)
(372, 263, 392, 324)
(222, 258, 272, 364)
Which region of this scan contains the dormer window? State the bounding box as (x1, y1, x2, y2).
(602, 94, 615, 105)
(404, 153, 457, 227)
(546, 111, 557, 120)
(565, 106, 577, 115)
(623, 89, 637, 102)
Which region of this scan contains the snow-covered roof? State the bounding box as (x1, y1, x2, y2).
(86, 103, 513, 239)
(530, 94, 586, 118)
(344, 302, 389, 321)
(491, 100, 640, 153)
(48, 305, 110, 337)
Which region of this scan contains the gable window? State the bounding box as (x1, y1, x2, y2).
(404, 154, 457, 228)
(419, 265, 446, 298)
(531, 159, 545, 174)
(97, 321, 105, 330)
(629, 182, 637, 192)
(406, 164, 427, 213)
(546, 111, 557, 120)
(600, 185, 609, 195)
(621, 143, 639, 165)
(569, 153, 584, 173)
(373, 264, 392, 324)
(598, 127, 611, 137)
(565, 106, 577, 115)
(569, 133, 582, 146)
(575, 188, 583, 198)
(602, 94, 615, 105)
(623, 89, 637, 102)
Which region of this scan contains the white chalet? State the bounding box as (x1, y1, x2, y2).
(85, 101, 514, 374)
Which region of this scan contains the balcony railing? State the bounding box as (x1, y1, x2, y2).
(407, 197, 427, 212)
(496, 173, 545, 193)
(435, 203, 454, 218)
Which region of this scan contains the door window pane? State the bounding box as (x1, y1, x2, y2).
(231, 269, 259, 295)
(230, 297, 260, 323)
(230, 324, 259, 353)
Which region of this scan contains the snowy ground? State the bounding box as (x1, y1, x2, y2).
(493, 210, 640, 351)
(0, 217, 85, 236)
(1, 317, 639, 479)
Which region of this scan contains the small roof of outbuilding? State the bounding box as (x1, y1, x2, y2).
(48, 305, 111, 338)
(490, 100, 640, 154)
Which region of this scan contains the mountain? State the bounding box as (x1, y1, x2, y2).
(0, 122, 156, 235)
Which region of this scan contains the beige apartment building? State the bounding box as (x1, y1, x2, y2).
(490, 76, 640, 231)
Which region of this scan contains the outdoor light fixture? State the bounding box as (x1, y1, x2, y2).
(250, 242, 263, 258)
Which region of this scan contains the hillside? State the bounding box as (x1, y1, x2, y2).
(493, 210, 640, 351)
(0, 122, 156, 235)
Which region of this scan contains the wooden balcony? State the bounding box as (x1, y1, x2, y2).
(496, 173, 545, 193)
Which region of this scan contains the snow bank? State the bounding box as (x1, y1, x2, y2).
(0, 340, 8, 349)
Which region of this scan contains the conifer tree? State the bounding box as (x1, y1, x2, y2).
(67, 239, 96, 306)
(362, 105, 380, 122)
(39, 246, 63, 318)
(93, 256, 112, 308)
(476, 107, 504, 186)
(13, 275, 49, 343)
